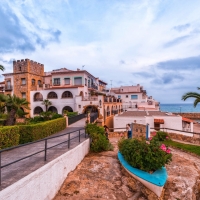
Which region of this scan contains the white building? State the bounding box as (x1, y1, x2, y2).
(110, 85, 159, 111)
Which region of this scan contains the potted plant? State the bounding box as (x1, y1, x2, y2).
(118, 133, 172, 197)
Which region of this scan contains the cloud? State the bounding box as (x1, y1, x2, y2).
(0, 3, 61, 53)
(119, 60, 126, 64)
(155, 56, 200, 70)
(173, 23, 190, 32)
(163, 35, 191, 48)
(134, 71, 154, 78)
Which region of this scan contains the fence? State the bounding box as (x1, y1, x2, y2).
(68, 113, 86, 125)
(90, 113, 98, 123)
(0, 128, 87, 186)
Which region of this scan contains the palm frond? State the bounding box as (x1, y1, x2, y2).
(193, 98, 200, 107)
(0, 64, 5, 71)
(182, 92, 200, 101)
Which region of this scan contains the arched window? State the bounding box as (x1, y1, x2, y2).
(32, 79, 35, 85)
(47, 92, 58, 99)
(34, 92, 43, 101)
(62, 91, 73, 98)
(34, 106, 43, 114)
(62, 106, 73, 113)
(48, 106, 58, 113)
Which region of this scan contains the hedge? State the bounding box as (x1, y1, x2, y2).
(19, 118, 66, 144)
(0, 126, 20, 149)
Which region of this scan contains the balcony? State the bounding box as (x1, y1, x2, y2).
(82, 96, 98, 101)
(53, 82, 61, 86)
(88, 84, 98, 90)
(5, 85, 13, 91)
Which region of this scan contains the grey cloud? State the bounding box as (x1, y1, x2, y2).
(119, 60, 125, 64)
(0, 5, 61, 53)
(163, 35, 190, 48)
(173, 23, 190, 32)
(156, 55, 200, 70)
(134, 72, 154, 78)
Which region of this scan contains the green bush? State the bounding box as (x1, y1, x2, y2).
(154, 131, 170, 141)
(118, 137, 172, 172)
(0, 126, 20, 149)
(19, 118, 66, 144)
(86, 123, 113, 152)
(29, 116, 44, 124)
(51, 113, 63, 120)
(67, 112, 78, 118)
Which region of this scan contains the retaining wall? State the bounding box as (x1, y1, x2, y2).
(0, 139, 90, 200)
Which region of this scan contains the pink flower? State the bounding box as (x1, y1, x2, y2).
(160, 144, 167, 151)
(166, 149, 171, 154)
(152, 132, 156, 136)
(149, 137, 153, 141)
(166, 136, 169, 139)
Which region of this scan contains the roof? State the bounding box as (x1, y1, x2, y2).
(182, 117, 193, 123)
(117, 111, 179, 117)
(154, 119, 164, 124)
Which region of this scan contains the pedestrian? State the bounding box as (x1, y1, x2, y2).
(126, 124, 132, 139)
(104, 125, 109, 140)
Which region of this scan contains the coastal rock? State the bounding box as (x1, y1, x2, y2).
(54, 138, 200, 200)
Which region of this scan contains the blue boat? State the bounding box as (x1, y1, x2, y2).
(118, 152, 168, 197)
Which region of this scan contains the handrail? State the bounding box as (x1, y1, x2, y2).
(0, 128, 87, 186)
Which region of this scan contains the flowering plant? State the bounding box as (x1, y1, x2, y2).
(118, 136, 172, 173)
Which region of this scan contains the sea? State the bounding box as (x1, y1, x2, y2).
(160, 103, 200, 113)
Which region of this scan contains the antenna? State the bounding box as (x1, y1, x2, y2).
(82, 65, 85, 70)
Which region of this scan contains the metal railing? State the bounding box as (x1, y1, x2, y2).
(4, 85, 13, 91)
(68, 114, 86, 125)
(90, 113, 98, 123)
(0, 128, 88, 185)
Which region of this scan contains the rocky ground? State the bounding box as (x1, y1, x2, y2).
(53, 138, 200, 200)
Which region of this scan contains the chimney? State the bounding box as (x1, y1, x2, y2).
(77, 68, 80, 71)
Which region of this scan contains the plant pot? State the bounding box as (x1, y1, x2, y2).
(118, 152, 168, 197)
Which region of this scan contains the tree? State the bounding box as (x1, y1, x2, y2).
(5, 95, 30, 126)
(0, 64, 5, 71)
(0, 94, 8, 113)
(182, 87, 200, 107)
(42, 99, 52, 112)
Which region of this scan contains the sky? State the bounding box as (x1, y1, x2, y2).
(0, 0, 200, 103)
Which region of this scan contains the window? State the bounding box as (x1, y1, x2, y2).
(32, 79, 35, 85)
(85, 78, 87, 86)
(19, 66, 21, 71)
(38, 80, 41, 85)
(118, 95, 121, 99)
(64, 78, 70, 85)
(131, 95, 138, 99)
(62, 91, 73, 98)
(53, 78, 60, 86)
(74, 77, 82, 85)
(21, 78, 26, 85)
(22, 92, 26, 99)
(126, 95, 128, 98)
(47, 92, 58, 99)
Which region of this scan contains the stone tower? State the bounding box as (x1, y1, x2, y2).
(13, 59, 44, 114)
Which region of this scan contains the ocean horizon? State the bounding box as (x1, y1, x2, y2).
(160, 103, 200, 113)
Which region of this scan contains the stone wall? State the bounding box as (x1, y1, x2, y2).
(132, 123, 146, 138)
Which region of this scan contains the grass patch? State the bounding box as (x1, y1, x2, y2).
(164, 140, 200, 156)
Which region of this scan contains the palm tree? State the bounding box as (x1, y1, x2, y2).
(0, 94, 8, 113)
(0, 64, 5, 71)
(182, 87, 200, 107)
(42, 99, 52, 112)
(5, 95, 30, 126)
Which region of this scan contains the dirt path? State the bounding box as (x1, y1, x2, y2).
(53, 138, 200, 200)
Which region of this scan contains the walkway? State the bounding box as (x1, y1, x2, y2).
(0, 118, 87, 191)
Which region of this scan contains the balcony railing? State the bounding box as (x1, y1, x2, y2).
(88, 84, 98, 90)
(5, 85, 13, 91)
(53, 82, 60, 86)
(82, 96, 98, 101)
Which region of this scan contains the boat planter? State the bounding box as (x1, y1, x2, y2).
(118, 152, 168, 197)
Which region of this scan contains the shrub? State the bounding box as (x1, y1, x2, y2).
(86, 123, 113, 152)
(118, 137, 172, 172)
(51, 113, 63, 120)
(0, 126, 20, 149)
(19, 118, 66, 144)
(67, 112, 78, 118)
(29, 116, 44, 124)
(153, 131, 170, 141)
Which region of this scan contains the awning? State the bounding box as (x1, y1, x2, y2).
(182, 117, 193, 123)
(154, 119, 164, 124)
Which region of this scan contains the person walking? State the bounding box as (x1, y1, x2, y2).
(104, 125, 109, 140)
(126, 124, 132, 139)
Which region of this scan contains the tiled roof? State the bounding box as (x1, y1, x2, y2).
(182, 117, 193, 123)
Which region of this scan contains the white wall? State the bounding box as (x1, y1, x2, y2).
(0, 139, 90, 200)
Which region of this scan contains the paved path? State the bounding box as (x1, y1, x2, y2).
(0, 118, 87, 191)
